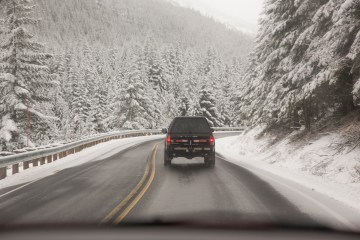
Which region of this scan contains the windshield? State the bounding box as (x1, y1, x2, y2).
(0, 0, 360, 235)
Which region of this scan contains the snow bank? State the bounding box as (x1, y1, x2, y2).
(217, 127, 360, 212)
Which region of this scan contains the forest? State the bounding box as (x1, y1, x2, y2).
(238, 0, 360, 133)
(0, 0, 253, 151)
(1, 0, 359, 152)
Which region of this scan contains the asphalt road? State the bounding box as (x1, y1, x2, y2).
(0, 132, 354, 228)
(126, 134, 310, 224)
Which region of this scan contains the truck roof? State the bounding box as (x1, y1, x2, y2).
(169, 117, 211, 134)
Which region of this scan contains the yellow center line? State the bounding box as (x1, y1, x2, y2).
(100, 143, 159, 224)
(112, 143, 159, 224)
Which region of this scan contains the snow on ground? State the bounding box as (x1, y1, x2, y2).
(216, 127, 360, 213)
(0, 135, 163, 190)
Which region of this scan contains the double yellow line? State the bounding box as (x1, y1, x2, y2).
(101, 143, 159, 224)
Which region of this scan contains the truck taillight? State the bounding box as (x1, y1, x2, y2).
(166, 136, 171, 145)
(209, 136, 215, 145)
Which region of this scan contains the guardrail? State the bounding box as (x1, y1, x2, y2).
(0, 127, 245, 180)
(0, 130, 162, 180)
(213, 127, 246, 131)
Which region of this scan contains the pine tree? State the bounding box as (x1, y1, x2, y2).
(165, 44, 183, 78)
(0, 0, 54, 150)
(239, 0, 360, 131)
(159, 92, 178, 126)
(144, 42, 169, 93)
(113, 55, 156, 129)
(179, 96, 191, 116)
(199, 86, 223, 127)
(1, 0, 252, 147)
(71, 73, 90, 136)
(89, 82, 107, 134)
(202, 48, 218, 75)
(56, 51, 78, 140)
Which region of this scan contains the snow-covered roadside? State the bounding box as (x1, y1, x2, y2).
(216, 127, 360, 213)
(0, 135, 163, 190)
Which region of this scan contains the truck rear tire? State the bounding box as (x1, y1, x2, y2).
(205, 154, 215, 168)
(164, 150, 172, 167)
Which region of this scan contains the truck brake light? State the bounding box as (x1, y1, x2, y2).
(209, 136, 215, 145)
(167, 136, 171, 145)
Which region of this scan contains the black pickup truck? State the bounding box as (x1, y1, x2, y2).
(162, 117, 215, 167)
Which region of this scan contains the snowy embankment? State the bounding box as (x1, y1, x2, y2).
(217, 127, 360, 212)
(0, 135, 163, 191)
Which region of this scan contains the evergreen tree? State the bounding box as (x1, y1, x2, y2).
(159, 93, 178, 126)
(113, 55, 156, 129)
(0, 0, 54, 150)
(89, 83, 107, 134)
(179, 96, 191, 116)
(202, 48, 218, 75)
(71, 73, 89, 136)
(0, 0, 251, 147)
(199, 86, 223, 127)
(239, 0, 360, 131)
(144, 42, 169, 93)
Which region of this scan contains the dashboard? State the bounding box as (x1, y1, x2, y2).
(1, 226, 359, 240)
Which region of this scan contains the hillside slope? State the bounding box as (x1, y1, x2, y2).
(230, 0, 360, 187)
(35, 0, 253, 60)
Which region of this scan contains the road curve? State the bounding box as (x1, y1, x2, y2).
(0, 132, 351, 228)
(0, 138, 161, 224)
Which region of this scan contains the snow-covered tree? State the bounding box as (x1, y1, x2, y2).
(113, 55, 156, 129)
(143, 41, 170, 93)
(238, 0, 360, 131)
(89, 83, 107, 134)
(199, 86, 223, 127)
(179, 96, 191, 116)
(0, 0, 54, 150)
(0, 0, 251, 148)
(71, 73, 89, 136)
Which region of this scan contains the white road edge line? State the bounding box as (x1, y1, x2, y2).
(0, 179, 41, 199)
(217, 156, 358, 230)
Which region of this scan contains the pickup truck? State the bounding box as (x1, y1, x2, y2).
(162, 117, 215, 167)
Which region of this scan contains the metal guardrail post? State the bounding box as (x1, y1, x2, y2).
(23, 161, 30, 170)
(0, 167, 6, 179)
(12, 163, 19, 174)
(40, 157, 46, 165)
(33, 159, 39, 167)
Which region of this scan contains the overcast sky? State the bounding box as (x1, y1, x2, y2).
(170, 0, 264, 34)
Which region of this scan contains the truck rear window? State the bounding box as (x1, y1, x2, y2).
(170, 118, 211, 134)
